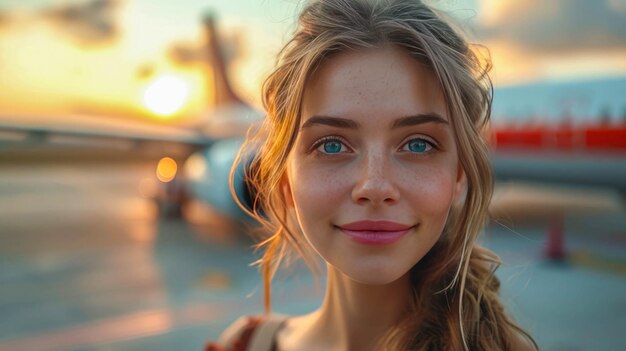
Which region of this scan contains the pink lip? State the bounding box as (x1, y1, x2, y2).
(337, 220, 414, 245)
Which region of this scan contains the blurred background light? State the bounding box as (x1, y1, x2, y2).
(156, 156, 177, 183)
(142, 74, 190, 117)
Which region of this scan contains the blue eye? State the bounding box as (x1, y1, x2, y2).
(403, 138, 433, 153)
(323, 141, 343, 153)
(313, 137, 349, 155)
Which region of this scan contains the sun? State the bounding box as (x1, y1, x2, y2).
(142, 74, 190, 117)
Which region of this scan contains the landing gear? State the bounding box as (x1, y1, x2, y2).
(155, 176, 188, 218)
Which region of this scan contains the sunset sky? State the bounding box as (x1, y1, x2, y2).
(0, 0, 624, 122)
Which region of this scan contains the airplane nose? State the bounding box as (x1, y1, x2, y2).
(351, 151, 399, 205)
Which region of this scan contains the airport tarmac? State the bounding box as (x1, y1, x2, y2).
(0, 155, 625, 351)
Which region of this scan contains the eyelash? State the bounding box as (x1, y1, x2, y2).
(309, 135, 438, 156)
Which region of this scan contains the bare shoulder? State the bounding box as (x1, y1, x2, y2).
(510, 329, 539, 351)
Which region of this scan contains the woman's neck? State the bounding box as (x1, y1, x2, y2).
(279, 264, 412, 351)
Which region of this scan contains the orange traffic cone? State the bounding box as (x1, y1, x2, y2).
(545, 214, 565, 260)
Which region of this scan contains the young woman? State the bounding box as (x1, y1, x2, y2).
(208, 0, 537, 350)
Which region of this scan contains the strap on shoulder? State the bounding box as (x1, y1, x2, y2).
(247, 314, 289, 351)
(214, 316, 261, 351)
(208, 315, 288, 351)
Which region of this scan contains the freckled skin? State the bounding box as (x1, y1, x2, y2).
(284, 45, 465, 285)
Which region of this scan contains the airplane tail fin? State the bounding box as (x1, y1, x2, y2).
(203, 14, 243, 107)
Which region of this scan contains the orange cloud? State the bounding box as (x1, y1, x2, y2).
(0, 11, 8, 27)
(168, 30, 242, 67)
(471, 0, 626, 84)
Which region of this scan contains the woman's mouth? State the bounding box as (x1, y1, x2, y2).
(336, 220, 414, 245)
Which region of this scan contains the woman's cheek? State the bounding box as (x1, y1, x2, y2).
(294, 167, 348, 206)
(400, 165, 456, 215)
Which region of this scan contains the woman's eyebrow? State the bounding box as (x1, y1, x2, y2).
(300, 113, 449, 130)
(301, 115, 359, 129)
(391, 113, 449, 128)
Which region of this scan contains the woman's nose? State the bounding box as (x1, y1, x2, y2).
(351, 151, 400, 205)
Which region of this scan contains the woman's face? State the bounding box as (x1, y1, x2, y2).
(284, 45, 464, 285)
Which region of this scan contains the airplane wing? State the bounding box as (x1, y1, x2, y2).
(492, 150, 626, 194)
(0, 114, 213, 153)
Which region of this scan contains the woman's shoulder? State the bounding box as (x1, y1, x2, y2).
(205, 314, 289, 351)
(510, 329, 539, 351)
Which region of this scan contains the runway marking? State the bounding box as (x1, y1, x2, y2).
(569, 251, 626, 276)
(0, 303, 229, 351)
(0, 282, 322, 351)
(197, 271, 233, 289)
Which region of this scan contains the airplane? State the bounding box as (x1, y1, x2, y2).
(489, 122, 626, 197)
(1, 13, 625, 228)
(0, 14, 261, 223)
(154, 14, 263, 221)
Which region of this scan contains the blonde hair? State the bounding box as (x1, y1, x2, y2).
(232, 0, 537, 349)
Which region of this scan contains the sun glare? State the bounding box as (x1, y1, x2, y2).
(142, 75, 190, 117)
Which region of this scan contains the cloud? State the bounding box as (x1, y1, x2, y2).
(41, 0, 121, 46)
(0, 9, 12, 28)
(474, 0, 626, 54)
(168, 31, 243, 67)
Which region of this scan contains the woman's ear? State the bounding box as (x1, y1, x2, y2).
(281, 172, 295, 208)
(453, 163, 467, 205)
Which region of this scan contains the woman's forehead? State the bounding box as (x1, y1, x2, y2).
(301, 45, 448, 124)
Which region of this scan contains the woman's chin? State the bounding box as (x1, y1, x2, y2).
(336, 261, 411, 286)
